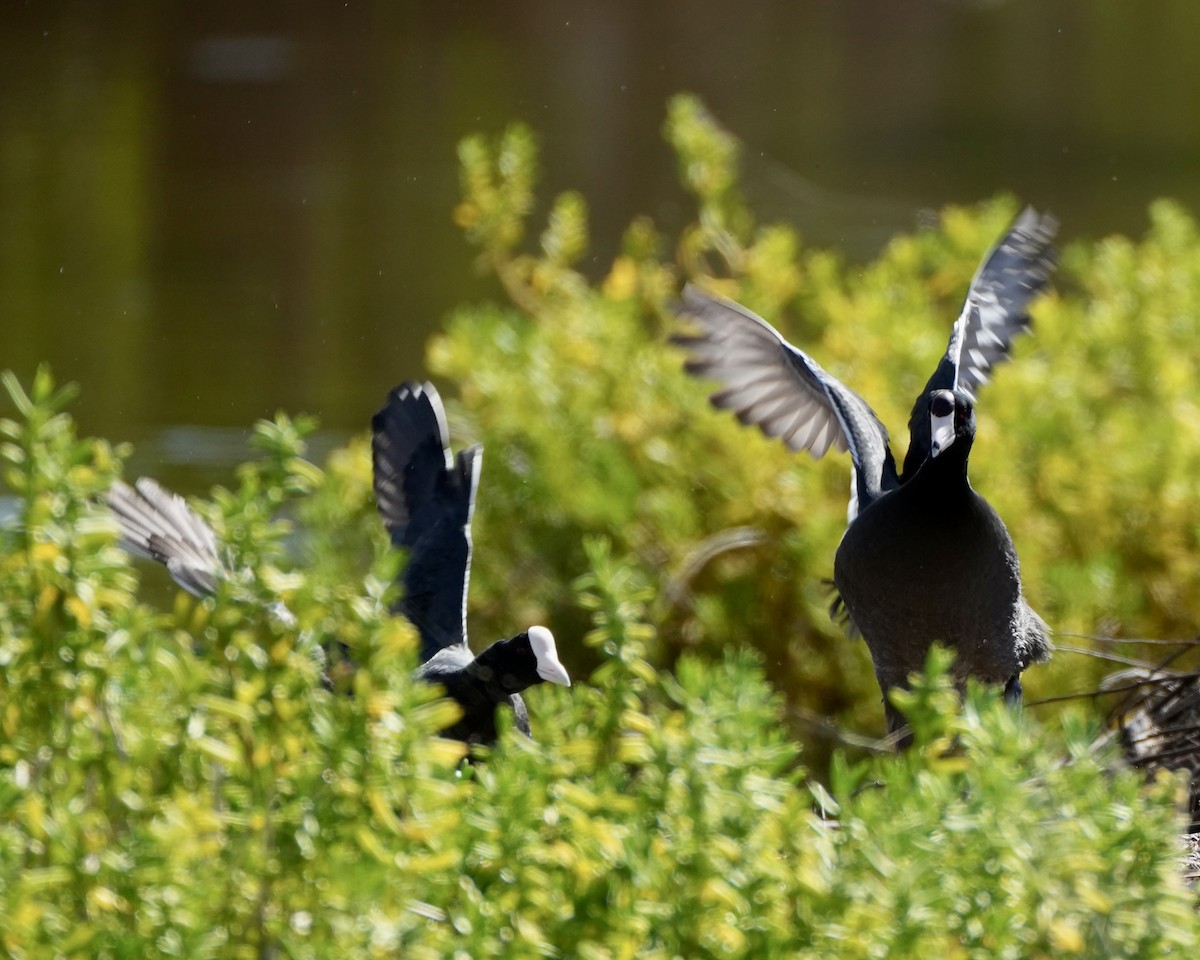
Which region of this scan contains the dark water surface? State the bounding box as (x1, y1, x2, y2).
(2, 0, 1198, 487)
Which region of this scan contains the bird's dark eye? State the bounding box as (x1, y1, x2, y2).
(930, 392, 954, 417)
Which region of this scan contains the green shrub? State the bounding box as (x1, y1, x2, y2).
(3, 95, 1200, 956)
(436, 95, 1200, 730)
(2, 377, 1197, 955)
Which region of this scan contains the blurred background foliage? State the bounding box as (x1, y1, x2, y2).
(6, 1, 1200, 475)
(3, 96, 1200, 954)
(436, 95, 1200, 742)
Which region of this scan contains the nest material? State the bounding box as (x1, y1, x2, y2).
(1103, 666, 1200, 834)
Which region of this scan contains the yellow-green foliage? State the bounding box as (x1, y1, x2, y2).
(0, 369, 1195, 950)
(436, 95, 1200, 731)
(4, 95, 1200, 955)
(0, 370, 1196, 956)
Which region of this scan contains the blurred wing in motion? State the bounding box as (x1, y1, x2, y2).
(105, 477, 222, 598)
(673, 284, 899, 514)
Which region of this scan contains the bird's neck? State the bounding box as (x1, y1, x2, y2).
(467, 641, 534, 698)
(912, 436, 974, 494)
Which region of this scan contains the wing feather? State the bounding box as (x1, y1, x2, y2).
(372, 381, 477, 662)
(105, 478, 222, 598)
(904, 207, 1058, 475)
(673, 285, 896, 511)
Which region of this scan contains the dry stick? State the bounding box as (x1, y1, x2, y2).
(791, 707, 896, 753)
(1027, 671, 1200, 708)
(1110, 645, 1200, 719)
(1051, 644, 1169, 668)
(1056, 631, 1200, 648)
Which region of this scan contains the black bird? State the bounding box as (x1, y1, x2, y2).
(371, 381, 570, 744)
(106, 381, 570, 745)
(673, 208, 1057, 736)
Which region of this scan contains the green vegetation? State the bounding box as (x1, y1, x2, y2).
(443, 96, 1200, 726)
(3, 96, 1200, 955)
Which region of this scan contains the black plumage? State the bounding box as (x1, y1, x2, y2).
(371, 382, 570, 744)
(673, 208, 1057, 735)
(106, 381, 570, 746)
(372, 380, 479, 662)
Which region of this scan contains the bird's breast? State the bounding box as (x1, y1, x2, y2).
(832, 487, 1024, 682)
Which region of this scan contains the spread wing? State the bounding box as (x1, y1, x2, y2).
(105, 477, 223, 598)
(372, 381, 478, 663)
(904, 207, 1059, 475)
(673, 285, 899, 514)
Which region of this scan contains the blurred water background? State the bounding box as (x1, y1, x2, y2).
(2, 0, 1198, 491)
